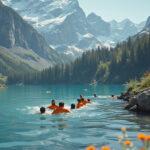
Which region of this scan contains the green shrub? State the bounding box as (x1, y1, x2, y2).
(128, 72, 150, 93)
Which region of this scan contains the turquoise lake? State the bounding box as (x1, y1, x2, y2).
(0, 85, 150, 150)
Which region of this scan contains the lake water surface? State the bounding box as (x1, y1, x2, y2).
(0, 85, 150, 150)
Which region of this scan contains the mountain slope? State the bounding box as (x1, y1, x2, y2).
(137, 16, 150, 36)
(31, 26, 150, 84)
(109, 19, 140, 42)
(0, 2, 66, 71)
(3, 0, 145, 57)
(0, 46, 35, 75)
(87, 13, 111, 36)
(3, 0, 101, 55)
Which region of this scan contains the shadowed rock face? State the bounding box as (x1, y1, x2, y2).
(3, 0, 90, 47)
(123, 88, 150, 112)
(87, 13, 111, 36)
(137, 89, 150, 112)
(0, 4, 46, 57)
(3, 0, 145, 57)
(0, 3, 62, 61)
(0, 2, 72, 73)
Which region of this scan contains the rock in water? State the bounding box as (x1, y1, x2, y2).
(124, 88, 150, 112)
(137, 88, 150, 112)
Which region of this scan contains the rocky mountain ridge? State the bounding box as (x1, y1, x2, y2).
(0, 2, 67, 72)
(3, 0, 145, 57)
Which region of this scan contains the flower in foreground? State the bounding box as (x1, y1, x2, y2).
(147, 135, 150, 141)
(144, 135, 150, 141)
(86, 145, 96, 150)
(121, 127, 127, 133)
(117, 135, 123, 143)
(137, 133, 146, 141)
(101, 146, 111, 150)
(124, 140, 133, 147)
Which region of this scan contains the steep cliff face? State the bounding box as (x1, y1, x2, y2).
(2, 0, 104, 56)
(0, 2, 67, 71)
(87, 13, 111, 36)
(3, 0, 91, 48)
(0, 3, 56, 58)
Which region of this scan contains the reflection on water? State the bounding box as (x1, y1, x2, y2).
(50, 117, 68, 130)
(39, 115, 69, 131)
(57, 123, 68, 130)
(0, 85, 150, 150)
(40, 116, 47, 121)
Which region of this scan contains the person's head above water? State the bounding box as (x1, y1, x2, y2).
(71, 104, 75, 109)
(80, 95, 83, 98)
(87, 99, 91, 102)
(77, 99, 81, 103)
(59, 102, 64, 107)
(40, 107, 46, 114)
(94, 93, 97, 97)
(51, 100, 56, 105)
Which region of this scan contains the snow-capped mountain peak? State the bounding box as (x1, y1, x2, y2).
(3, 0, 78, 27)
(2, 0, 146, 58)
(87, 12, 103, 21)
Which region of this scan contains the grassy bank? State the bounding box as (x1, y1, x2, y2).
(127, 72, 150, 93)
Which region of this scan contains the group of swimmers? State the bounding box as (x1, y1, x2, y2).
(40, 95, 92, 115)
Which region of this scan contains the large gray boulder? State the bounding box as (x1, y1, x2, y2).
(124, 88, 150, 112)
(124, 96, 137, 110)
(137, 88, 150, 112)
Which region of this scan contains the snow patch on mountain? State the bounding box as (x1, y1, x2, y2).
(3, 0, 146, 58)
(39, 13, 72, 27)
(83, 33, 94, 38)
(65, 46, 83, 56)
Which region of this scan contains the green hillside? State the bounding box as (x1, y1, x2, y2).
(127, 72, 150, 93)
(0, 47, 35, 84)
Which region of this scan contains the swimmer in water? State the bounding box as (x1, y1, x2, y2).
(80, 95, 84, 100)
(70, 103, 76, 110)
(93, 94, 97, 97)
(40, 107, 46, 114)
(79, 95, 87, 105)
(111, 95, 118, 99)
(111, 95, 115, 98)
(76, 99, 84, 109)
(47, 100, 58, 110)
(82, 99, 87, 105)
(52, 102, 70, 115)
(86, 99, 91, 103)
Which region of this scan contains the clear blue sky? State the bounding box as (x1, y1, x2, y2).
(78, 0, 150, 23)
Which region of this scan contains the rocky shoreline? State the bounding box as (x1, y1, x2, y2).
(118, 88, 150, 113)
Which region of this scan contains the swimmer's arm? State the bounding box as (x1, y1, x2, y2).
(51, 110, 57, 114)
(65, 109, 70, 113)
